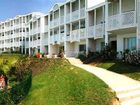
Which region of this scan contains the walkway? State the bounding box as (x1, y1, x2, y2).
(67, 58, 140, 105)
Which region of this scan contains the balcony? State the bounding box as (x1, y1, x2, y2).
(60, 33, 65, 42)
(42, 38, 48, 45)
(80, 28, 86, 39)
(54, 18, 59, 27)
(108, 11, 136, 31)
(80, 8, 85, 18)
(54, 34, 60, 44)
(50, 21, 53, 28)
(31, 28, 40, 35)
(71, 30, 79, 41)
(66, 13, 70, 23)
(72, 10, 79, 21)
(44, 25, 48, 32)
(88, 26, 95, 38)
(95, 24, 104, 39)
(60, 16, 64, 25)
(88, 24, 104, 39)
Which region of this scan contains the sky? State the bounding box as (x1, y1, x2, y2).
(0, 0, 65, 21)
(0, 0, 104, 21)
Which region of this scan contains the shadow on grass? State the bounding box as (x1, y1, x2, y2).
(100, 60, 140, 74)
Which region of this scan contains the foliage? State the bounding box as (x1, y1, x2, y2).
(0, 54, 32, 105)
(117, 50, 140, 66)
(77, 52, 87, 61)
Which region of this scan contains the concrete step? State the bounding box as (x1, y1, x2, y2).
(67, 58, 83, 65)
(121, 97, 140, 105)
(115, 84, 140, 105)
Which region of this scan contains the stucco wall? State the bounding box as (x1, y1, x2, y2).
(117, 33, 136, 52)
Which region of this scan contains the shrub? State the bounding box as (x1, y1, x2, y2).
(77, 53, 87, 61)
(10, 70, 32, 104)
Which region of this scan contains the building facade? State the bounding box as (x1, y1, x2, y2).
(0, 0, 139, 57)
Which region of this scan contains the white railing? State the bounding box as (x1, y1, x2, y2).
(54, 18, 59, 27)
(88, 24, 105, 39)
(66, 13, 70, 23)
(71, 29, 79, 41)
(54, 34, 59, 44)
(42, 38, 48, 45)
(108, 11, 136, 30)
(72, 10, 79, 21)
(60, 33, 65, 42)
(60, 16, 64, 24)
(88, 26, 95, 38)
(80, 28, 86, 39)
(80, 8, 85, 18)
(31, 28, 40, 35)
(44, 25, 48, 32)
(50, 21, 53, 28)
(95, 24, 104, 39)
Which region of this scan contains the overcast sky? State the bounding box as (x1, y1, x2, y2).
(0, 0, 104, 21)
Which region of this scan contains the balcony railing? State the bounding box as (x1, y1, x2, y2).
(31, 28, 40, 35)
(44, 25, 48, 32)
(60, 33, 65, 42)
(60, 16, 64, 24)
(88, 26, 95, 38)
(95, 24, 104, 39)
(88, 24, 104, 39)
(71, 29, 79, 41)
(108, 11, 136, 31)
(80, 8, 85, 18)
(42, 38, 48, 45)
(54, 34, 59, 44)
(66, 13, 70, 23)
(72, 10, 79, 21)
(54, 18, 59, 27)
(80, 28, 86, 39)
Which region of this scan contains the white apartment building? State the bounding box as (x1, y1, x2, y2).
(0, 0, 140, 57)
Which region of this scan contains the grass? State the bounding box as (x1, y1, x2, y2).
(95, 60, 140, 81)
(0, 54, 23, 73)
(20, 59, 115, 105)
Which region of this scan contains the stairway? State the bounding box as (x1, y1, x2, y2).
(115, 84, 140, 105)
(67, 57, 83, 65)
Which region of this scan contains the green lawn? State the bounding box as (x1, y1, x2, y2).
(20, 59, 115, 105)
(95, 60, 140, 81)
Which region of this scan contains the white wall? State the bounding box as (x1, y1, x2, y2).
(117, 33, 136, 52)
(87, 0, 105, 9)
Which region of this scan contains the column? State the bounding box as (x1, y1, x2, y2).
(105, 1, 109, 44)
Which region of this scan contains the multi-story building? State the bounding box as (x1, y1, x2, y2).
(0, 0, 139, 57)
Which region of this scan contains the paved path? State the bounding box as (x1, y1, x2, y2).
(67, 58, 140, 105)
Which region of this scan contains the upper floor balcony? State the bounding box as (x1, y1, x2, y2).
(71, 29, 79, 42)
(31, 27, 40, 35)
(60, 33, 65, 42)
(88, 23, 105, 39)
(107, 0, 136, 31)
(108, 11, 136, 31)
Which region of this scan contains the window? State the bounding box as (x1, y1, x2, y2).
(101, 42, 105, 51)
(79, 44, 86, 52)
(124, 37, 136, 50)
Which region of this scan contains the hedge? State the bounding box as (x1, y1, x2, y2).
(0, 70, 32, 105)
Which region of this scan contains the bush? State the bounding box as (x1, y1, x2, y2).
(77, 53, 87, 61)
(0, 70, 32, 104)
(10, 70, 32, 104)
